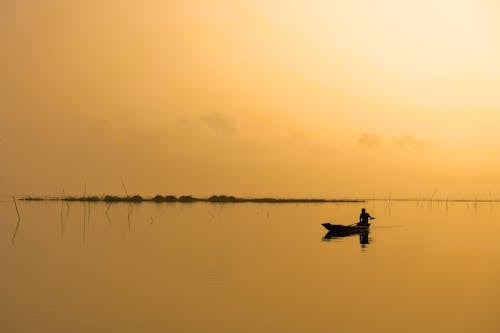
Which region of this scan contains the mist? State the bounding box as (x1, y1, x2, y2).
(2, 0, 500, 199)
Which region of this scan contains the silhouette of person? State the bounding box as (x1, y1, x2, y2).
(358, 208, 375, 226)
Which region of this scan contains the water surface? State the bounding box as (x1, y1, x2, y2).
(1, 199, 499, 333)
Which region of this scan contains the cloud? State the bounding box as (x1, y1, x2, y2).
(393, 135, 426, 150)
(201, 112, 236, 133)
(358, 132, 382, 148)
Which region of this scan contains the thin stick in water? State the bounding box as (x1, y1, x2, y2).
(127, 203, 132, 232)
(83, 200, 87, 244)
(121, 177, 129, 197)
(11, 196, 21, 245)
(60, 189, 65, 239)
(62, 188, 70, 210)
(105, 203, 112, 225)
(12, 196, 20, 222)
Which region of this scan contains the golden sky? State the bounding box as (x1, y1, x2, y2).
(2, 0, 500, 198)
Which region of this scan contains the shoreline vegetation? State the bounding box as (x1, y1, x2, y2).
(17, 195, 500, 203)
(20, 194, 365, 204)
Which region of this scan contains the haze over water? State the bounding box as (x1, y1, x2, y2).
(3, 1, 500, 198)
(1, 199, 499, 333)
(3, 1, 500, 332)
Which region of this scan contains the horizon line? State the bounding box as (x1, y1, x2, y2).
(11, 194, 500, 203)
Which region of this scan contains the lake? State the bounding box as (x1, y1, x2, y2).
(1, 199, 499, 333)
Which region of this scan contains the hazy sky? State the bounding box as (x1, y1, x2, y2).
(2, 0, 500, 198)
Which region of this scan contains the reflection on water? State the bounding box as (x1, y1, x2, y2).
(322, 230, 371, 248)
(1, 201, 500, 333)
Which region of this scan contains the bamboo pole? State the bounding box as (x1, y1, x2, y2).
(12, 196, 20, 221)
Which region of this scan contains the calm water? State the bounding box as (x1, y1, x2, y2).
(1, 199, 500, 333)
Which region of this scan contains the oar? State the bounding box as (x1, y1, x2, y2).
(349, 218, 375, 227)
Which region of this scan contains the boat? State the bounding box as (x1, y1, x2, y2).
(321, 222, 369, 236)
(321, 222, 370, 243)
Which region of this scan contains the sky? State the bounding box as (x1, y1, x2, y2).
(2, 0, 500, 198)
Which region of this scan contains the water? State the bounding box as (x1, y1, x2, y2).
(1, 199, 500, 333)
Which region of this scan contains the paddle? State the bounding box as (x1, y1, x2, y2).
(349, 217, 375, 227)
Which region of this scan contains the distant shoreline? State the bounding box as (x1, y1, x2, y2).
(17, 194, 500, 203)
(19, 194, 365, 204)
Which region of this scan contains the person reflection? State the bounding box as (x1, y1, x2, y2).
(359, 231, 369, 245)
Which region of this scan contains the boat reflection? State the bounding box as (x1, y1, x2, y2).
(322, 230, 371, 247)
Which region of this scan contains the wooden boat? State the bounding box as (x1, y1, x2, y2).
(321, 222, 369, 236)
(322, 223, 370, 243)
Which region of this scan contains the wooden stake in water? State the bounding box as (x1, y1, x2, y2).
(121, 177, 129, 197)
(12, 196, 20, 222)
(11, 196, 21, 245)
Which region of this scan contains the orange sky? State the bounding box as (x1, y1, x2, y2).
(2, 0, 500, 198)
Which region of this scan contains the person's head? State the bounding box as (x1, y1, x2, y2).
(361, 208, 366, 213)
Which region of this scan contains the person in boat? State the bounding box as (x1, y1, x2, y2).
(358, 208, 375, 226)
